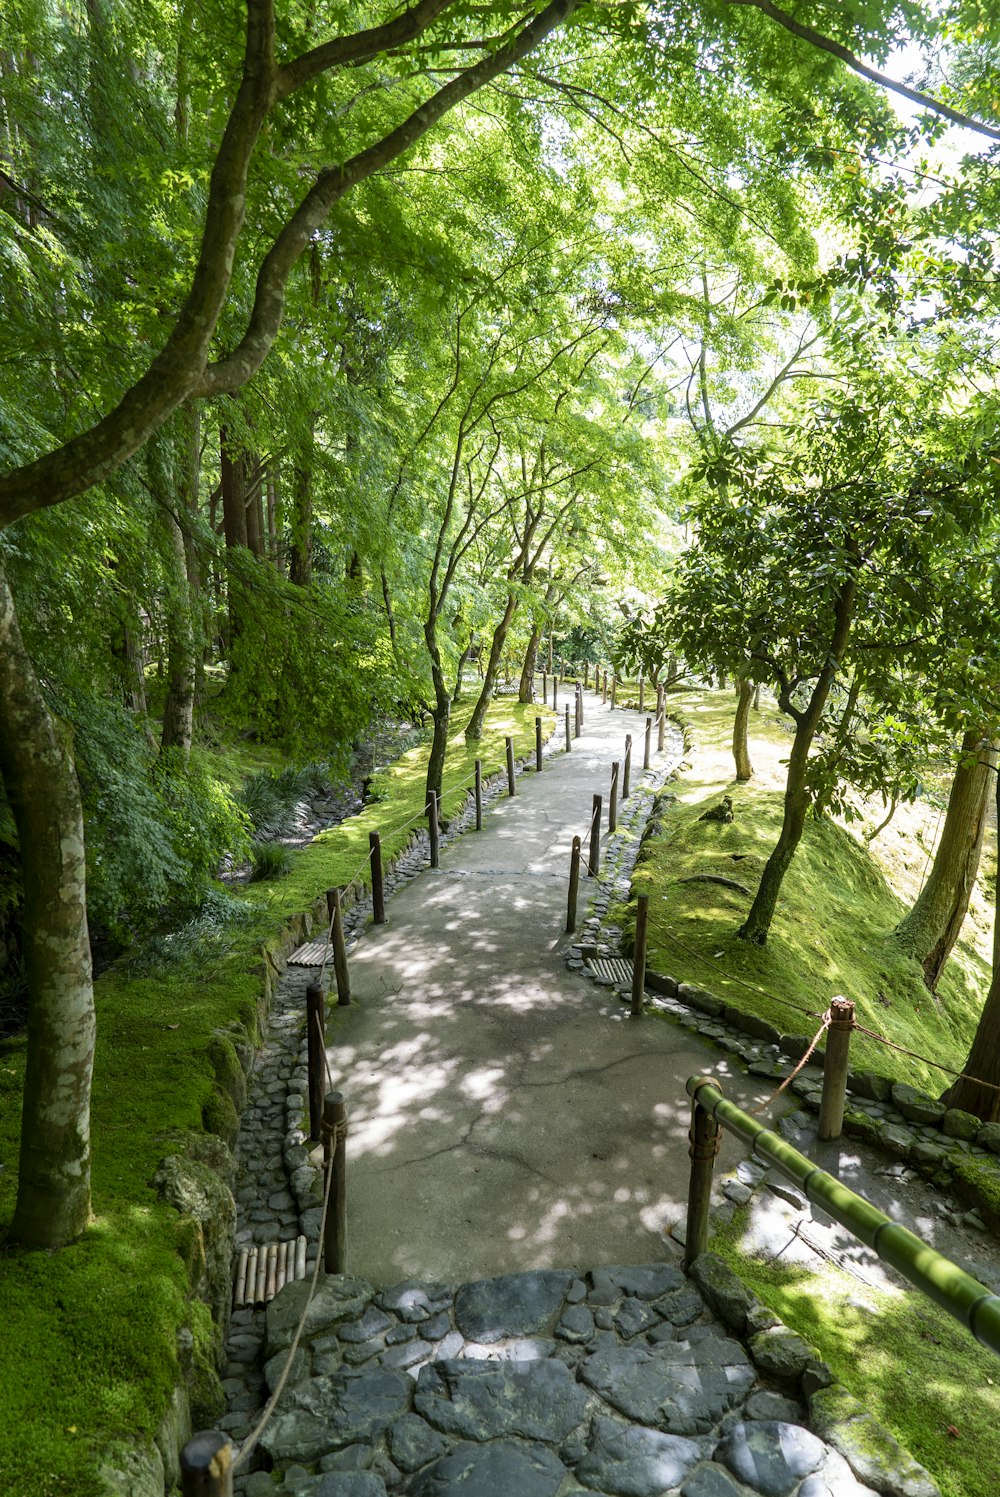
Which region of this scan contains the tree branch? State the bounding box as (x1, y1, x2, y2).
(728, 0, 1000, 142)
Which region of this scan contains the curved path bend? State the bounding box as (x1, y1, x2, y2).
(324, 687, 767, 1286)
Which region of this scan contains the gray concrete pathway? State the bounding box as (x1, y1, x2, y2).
(325, 689, 770, 1286)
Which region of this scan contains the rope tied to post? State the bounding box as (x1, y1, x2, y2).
(687, 1123, 722, 1163)
(750, 1009, 832, 1116)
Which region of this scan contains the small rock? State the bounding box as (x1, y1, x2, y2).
(714, 1421, 826, 1497)
(748, 1326, 817, 1383)
(891, 1084, 945, 1127)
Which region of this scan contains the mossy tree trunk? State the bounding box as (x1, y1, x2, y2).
(947, 769, 1000, 1120)
(0, 564, 95, 1247)
(732, 677, 754, 781)
(424, 623, 450, 810)
(893, 730, 997, 989)
(519, 619, 543, 702)
(289, 417, 315, 586)
(738, 573, 856, 945)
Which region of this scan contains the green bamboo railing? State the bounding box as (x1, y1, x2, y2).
(685, 1074, 1000, 1358)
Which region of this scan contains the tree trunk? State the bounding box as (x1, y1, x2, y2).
(244, 459, 265, 558)
(894, 731, 997, 989)
(519, 620, 544, 703)
(161, 508, 195, 757)
(424, 625, 450, 810)
(0, 564, 95, 1247)
(733, 677, 754, 781)
(945, 768, 1000, 1121)
(738, 572, 856, 945)
(220, 426, 248, 549)
(289, 422, 314, 587)
(453, 642, 472, 703)
(465, 592, 518, 741)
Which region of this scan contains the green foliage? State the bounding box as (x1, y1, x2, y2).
(238, 761, 336, 842)
(249, 840, 294, 882)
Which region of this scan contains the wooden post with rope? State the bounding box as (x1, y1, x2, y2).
(639, 677, 645, 713)
(536, 715, 543, 772)
(602, 671, 608, 705)
(180, 1433, 233, 1497)
(567, 836, 582, 932)
(542, 670, 548, 704)
(584, 661, 589, 688)
(475, 759, 482, 830)
(369, 831, 385, 924)
(588, 795, 602, 876)
(327, 888, 350, 1006)
(644, 716, 652, 770)
(306, 981, 325, 1141)
(427, 791, 440, 869)
(506, 736, 516, 796)
(575, 684, 582, 737)
(322, 1091, 348, 1274)
(684, 1078, 722, 1267)
(631, 894, 649, 1018)
(609, 761, 619, 833)
(818, 997, 855, 1141)
(622, 734, 632, 800)
(657, 687, 665, 753)
(553, 675, 558, 713)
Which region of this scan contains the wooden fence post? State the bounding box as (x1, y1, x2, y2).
(588, 795, 602, 876)
(552, 675, 558, 713)
(610, 676, 617, 709)
(609, 761, 619, 833)
(369, 830, 385, 924)
(475, 759, 482, 830)
(180, 1433, 233, 1497)
(506, 736, 516, 796)
(536, 716, 543, 772)
(575, 684, 582, 737)
(543, 670, 548, 705)
(567, 836, 582, 932)
(631, 894, 649, 1017)
(602, 671, 608, 705)
(622, 734, 632, 800)
(327, 888, 350, 1006)
(584, 661, 589, 688)
(307, 980, 325, 1142)
(428, 791, 440, 868)
(657, 686, 665, 753)
(684, 1080, 721, 1267)
(565, 704, 571, 751)
(818, 996, 855, 1141)
(644, 716, 652, 770)
(639, 677, 645, 713)
(322, 1091, 348, 1274)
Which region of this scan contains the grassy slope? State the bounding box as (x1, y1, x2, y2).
(0, 698, 550, 1497)
(638, 686, 998, 1497)
(634, 688, 992, 1092)
(714, 1218, 1000, 1497)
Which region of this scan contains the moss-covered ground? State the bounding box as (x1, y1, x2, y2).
(0, 697, 550, 1497)
(639, 685, 998, 1497)
(633, 686, 992, 1093)
(713, 1215, 1000, 1497)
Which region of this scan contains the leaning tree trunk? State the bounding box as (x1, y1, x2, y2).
(894, 730, 997, 990)
(289, 418, 315, 587)
(465, 591, 518, 742)
(732, 678, 754, 781)
(738, 573, 856, 945)
(0, 564, 95, 1247)
(943, 970, 1000, 1122)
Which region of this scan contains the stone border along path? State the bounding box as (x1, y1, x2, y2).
(220, 688, 943, 1497)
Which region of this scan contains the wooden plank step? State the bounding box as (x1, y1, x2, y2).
(233, 1235, 309, 1309)
(586, 956, 633, 986)
(288, 940, 333, 966)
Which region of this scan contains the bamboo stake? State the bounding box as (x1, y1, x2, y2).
(243, 1247, 258, 1309)
(254, 1244, 268, 1306)
(265, 1242, 278, 1302)
(234, 1249, 249, 1310)
(275, 1240, 288, 1295)
(295, 1235, 307, 1282)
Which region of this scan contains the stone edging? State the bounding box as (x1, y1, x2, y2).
(688, 1250, 942, 1497)
(569, 750, 1000, 1241)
